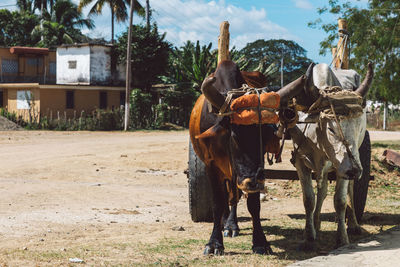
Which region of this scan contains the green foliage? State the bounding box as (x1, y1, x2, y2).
(127, 85, 198, 129)
(238, 39, 313, 87)
(1, 0, 93, 47)
(0, 108, 124, 131)
(129, 89, 155, 129)
(309, 0, 400, 103)
(164, 41, 217, 92)
(156, 84, 199, 128)
(33, 0, 94, 47)
(0, 9, 39, 47)
(116, 24, 172, 91)
(78, 0, 144, 43)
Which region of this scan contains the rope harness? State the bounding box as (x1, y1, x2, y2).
(215, 84, 286, 182)
(213, 82, 363, 185)
(300, 86, 364, 179)
(216, 84, 274, 116)
(330, 28, 350, 68)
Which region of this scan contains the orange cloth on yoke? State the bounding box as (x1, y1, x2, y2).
(230, 92, 280, 125)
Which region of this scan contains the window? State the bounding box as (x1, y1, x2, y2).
(68, 60, 77, 69)
(99, 91, 107, 109)
(66, 90, 74, 109)
(1, 59, 18, 74)
(17, 90, 32, 109)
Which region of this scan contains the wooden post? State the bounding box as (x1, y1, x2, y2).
(218, 21, 230, 65)
(334, 19, 349, 69)
(124, 0, 135, 131)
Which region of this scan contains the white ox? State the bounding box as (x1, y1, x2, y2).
(288, 62, 374, 250)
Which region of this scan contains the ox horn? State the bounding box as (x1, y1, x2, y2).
(277, 75, 307, 107)
(201, 76, 225, 110)
(354, 62, 374, 97)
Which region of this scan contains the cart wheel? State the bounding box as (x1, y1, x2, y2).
(354, 130, 371, 223)
(188, 140, 213, 222)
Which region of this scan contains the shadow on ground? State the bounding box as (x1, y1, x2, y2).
(234, 211, 400, 261)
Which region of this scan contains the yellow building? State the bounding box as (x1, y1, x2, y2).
(0, 44, 125, 121)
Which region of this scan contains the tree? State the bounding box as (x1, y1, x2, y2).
(309, 0, 400, 128)
(0, 9, 39, 46)
(16, 0, 35, 14)
(32, 0, 94, 47)
(116, 23, 171, 91)
(165, 41, 217, 91)
(239, 39, 313, 87)
(78, 0, 145, 44)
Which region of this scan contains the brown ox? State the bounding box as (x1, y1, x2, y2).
(189, 60, 305, 255)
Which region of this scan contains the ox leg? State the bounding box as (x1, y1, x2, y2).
(314, 176, 328, 235)
(203, 168, 227, 256)
(297, 162, 317, 251)
(346, 180, 362, 235)
(247, 192, 273, 255)
(334, 178, 350, 247)
(223, 204, 240, 237)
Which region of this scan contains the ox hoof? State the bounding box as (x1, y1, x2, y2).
(223, 229, 240, 237)
(297, 241, 317, 252)
(232, 230, 239, 237)
(223, 229, 231, 237)
(252, 245, 273, 255)
(204, 245, 224, 256)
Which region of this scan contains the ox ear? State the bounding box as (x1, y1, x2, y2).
(195, 119, 229, 139)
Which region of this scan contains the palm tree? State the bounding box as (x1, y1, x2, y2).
(168, 41, 217, 91)
(16, 0, 35, 13)
(33, 0, 94, 46)
(33, 0, 55, 15)
(51, 0, 94, 30)
(78, 0, 145, 44)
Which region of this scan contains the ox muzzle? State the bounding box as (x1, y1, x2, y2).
(237, 167, 265, 193)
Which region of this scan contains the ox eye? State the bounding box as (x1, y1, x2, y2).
(328, 127, 335, 134)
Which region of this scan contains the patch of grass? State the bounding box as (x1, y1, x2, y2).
(143, 238, 206, 255)
(371, 140, 400, 150)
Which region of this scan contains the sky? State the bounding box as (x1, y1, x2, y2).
(2, 0, 369, 64)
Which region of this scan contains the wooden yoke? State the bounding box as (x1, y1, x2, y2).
(218, 21, 230, 64)
(333, 19, 349, 69)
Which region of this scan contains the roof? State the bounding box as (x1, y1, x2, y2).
(57, 43, 113, 48)
(0, 83, 124, 91)
(9, 46, 49, 55)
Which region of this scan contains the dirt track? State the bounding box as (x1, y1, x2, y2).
(0, 130, 399, 266)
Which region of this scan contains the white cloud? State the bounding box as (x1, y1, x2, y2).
(49, 0, 298, 49)
(136, 0, 294, 50)
(292, 0, 313, 10)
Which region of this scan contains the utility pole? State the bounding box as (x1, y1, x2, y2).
(146, 0, 150, 30)
(124, 0, 134, 131)
(41, 0, 44, 41)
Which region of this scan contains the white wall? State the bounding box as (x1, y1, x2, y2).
(56, 46, 90, 85)
(90, 46, 111, 85)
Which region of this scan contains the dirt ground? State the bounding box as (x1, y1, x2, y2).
(0, 130, 399, 266)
